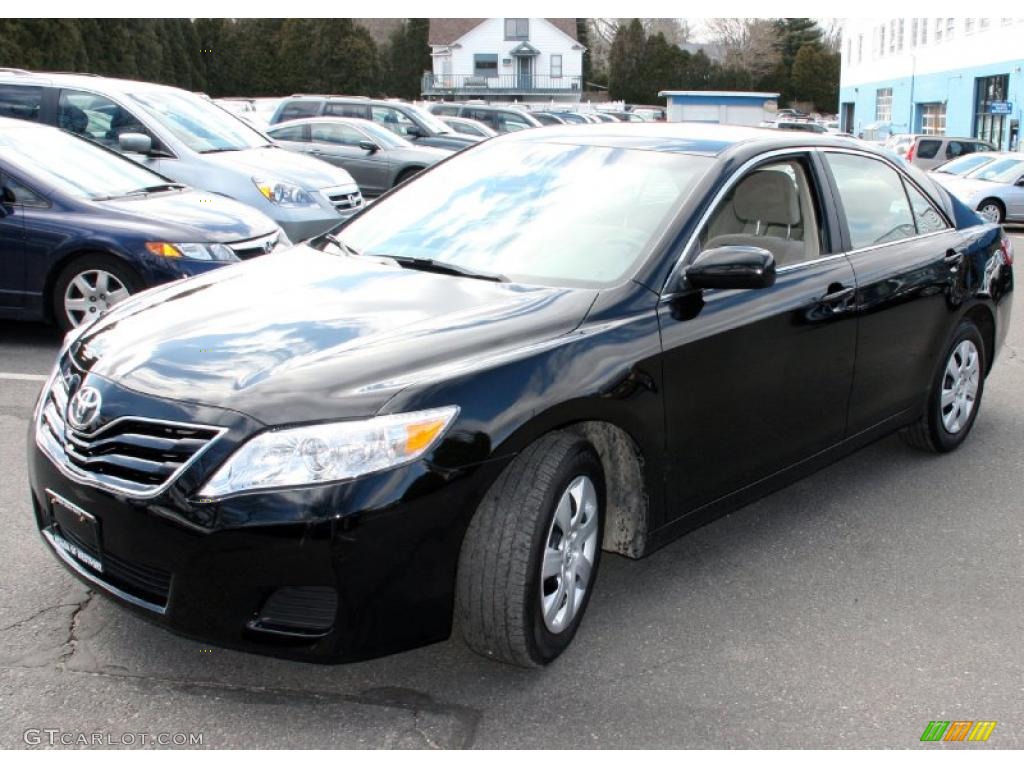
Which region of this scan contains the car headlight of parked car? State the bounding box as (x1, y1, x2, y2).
(198, 406, 459, 498)
(145, 242, 238, 261)
(252, 177, 318, 207)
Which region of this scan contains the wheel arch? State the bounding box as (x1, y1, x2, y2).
(962, 302, 996, 374)
(43, 246, 142, 324)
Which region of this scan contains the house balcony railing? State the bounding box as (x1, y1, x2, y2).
(422, 73, 583, 96)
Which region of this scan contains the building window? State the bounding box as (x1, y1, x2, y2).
(504, 18, 529, 40)
(876, 88, 893, 122)
(965, 18, 975, 34)
(550, 54, 563, 78)
(935, 18, 943, 42)
(897, 19, 904, 51)
(857, 34, 863, 63)
(473, 54, 498, 78)
(919, 103, 946, 135)
(946, 18, 955, 39)
(889, 20, 896, 52)
(974, 74, 1010, 148)
(911, 18, 918, 47)
(979, 18, 990, 29)
(920, 17, 928, 44)
(879, 25, 886, 56)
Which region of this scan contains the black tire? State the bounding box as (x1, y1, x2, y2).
(51, 253, 142, 332)
(977, 198, 1005, 224)
(899, 320, 987, 453)
(456, 432, 605, 667)
(394, 167, 423, 187)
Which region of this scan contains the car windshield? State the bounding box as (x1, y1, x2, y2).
(336, 141, 713, 288)
(933, 154, 995, 175)
(405, 104, 452, 135)
(355, 120, 412, 149)
(131, 91, 271, 152)
(965, 157, 1024, 183)
(0, 127, 172, 200)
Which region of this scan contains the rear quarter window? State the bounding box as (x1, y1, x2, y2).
(0, 84, 43, 122)
(278, 100, 322, 122)
(916, 139, 941, 159)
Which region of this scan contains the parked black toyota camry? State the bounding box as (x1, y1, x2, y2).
(28, 123, 1014, 667)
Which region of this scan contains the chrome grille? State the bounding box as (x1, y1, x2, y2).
(325, 189, 363, 213)
(36, 369, 225, 497)
(227, 230, 284, 260)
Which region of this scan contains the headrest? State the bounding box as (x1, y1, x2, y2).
(732, 169, 801, 226)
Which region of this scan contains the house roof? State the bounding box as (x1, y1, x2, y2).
(428, 18, 578, 46)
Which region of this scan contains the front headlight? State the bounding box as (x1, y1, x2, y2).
(198, 406, 459, 498)
(145, 242, 238, 262)
(253, 177, 318, 207)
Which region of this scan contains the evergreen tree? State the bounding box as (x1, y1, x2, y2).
(608, 19, 646, 103)
(576, 19, 592, 89)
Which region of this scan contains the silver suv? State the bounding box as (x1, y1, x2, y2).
(0, 71, 362, 241)
(888, 133, 996, 171)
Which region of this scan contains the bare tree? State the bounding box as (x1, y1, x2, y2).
(704, 17, 781, 79)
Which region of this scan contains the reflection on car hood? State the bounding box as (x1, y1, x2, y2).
(387, 145, 452, 165)
(72, 245, 596, 424)
(98, 189, 278, 242)
(200, 145, 356, 190)
(933, 176, 1005, 200)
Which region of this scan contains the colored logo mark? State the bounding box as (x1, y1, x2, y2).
(920, 721, 997, 742)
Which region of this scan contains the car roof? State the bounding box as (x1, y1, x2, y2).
(0, 69, 181, 95)
(497, 121, 873, 157)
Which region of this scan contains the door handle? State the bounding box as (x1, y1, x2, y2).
(819, 284, 855, 314)
(944, 249, 965, 270)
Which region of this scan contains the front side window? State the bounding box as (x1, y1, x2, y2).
(370, 106, 419, 139)
(311, 122, 364, 147)
(825, 153, 916, 249)
(0, 84, 43, 122)
(337, 141, 712, 288)
(59, 90, 154, 149)
(700, 158, 824, 269)
(497, 112, 531, 132)
(269, 123, 307, 142)
(505, 18, 529, 40)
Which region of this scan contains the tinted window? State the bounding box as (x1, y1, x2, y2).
(904, 183, 948, 234)
(269, 123, 307, 141)
(59, 90, 154, 149)
(431, 105, 461, 117)
(916, 139, 941, 159)
(279, 100, 322, 121)
(311, 123, 364, 147)
(339, 142, 713, 288)
(0, 84, 43, 122)
(945, 140, 968, 158)
(324, 103, 369, 119)
(497, 112, 532, 132)
(826, 153, 916, 249)
(465, 109, 497, 129)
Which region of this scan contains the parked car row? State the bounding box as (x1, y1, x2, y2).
(929, 151, 1024, 224)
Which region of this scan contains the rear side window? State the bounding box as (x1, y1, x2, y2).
(945, 140, 968, 159)
(903, 183, 948, 234)
(826, 153, 917, 249)
(269, 123, 307, 141)
(278, 100, 321, 121)
(324, 102, 369, 119)
(915, 139, 941, 159)
(431, 105, 460, 117)
(0, 84, 43, 122)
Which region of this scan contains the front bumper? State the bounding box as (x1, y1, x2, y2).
(272, 186, 363, 243)
(27, 369, 504, 663)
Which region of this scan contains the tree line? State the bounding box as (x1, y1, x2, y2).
(602, 18, 840, 112)
(0, 18, 431, 99)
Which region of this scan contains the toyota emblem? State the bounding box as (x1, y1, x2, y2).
(67, 386, 102, 431)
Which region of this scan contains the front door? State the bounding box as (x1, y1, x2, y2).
(309, 122, 388, 197)
(820, 149, 984, 433)
(658, 153, 858, 514)
(517, 57, 533, 90)
(0, 172, 25, 309)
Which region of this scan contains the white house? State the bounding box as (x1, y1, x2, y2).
(423, 18, 585, 103)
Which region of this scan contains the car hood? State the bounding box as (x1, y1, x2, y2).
(199, 145, 355, 190)
(932, 176, 1003, 201)
(97, 189, 278, 242)
(71, 245, 597, 425)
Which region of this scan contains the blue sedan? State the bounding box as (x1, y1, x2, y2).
(0, 118, 285, 330)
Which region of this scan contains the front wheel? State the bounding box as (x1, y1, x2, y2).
(977, 199, 1004, 224)
(51, 254, 141, 332)
(899, 321, 986, 453)
(456, 432, 604, 667)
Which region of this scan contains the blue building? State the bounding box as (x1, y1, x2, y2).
(839, 18, 1022, 149)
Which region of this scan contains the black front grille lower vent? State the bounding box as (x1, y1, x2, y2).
(248, 586, 338, 638)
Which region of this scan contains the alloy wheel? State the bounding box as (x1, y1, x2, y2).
(64, 269, 131, 328)
(978, 203, 1002, 223)
(540, 475, 600, 634)
(940, 339, 981, 434)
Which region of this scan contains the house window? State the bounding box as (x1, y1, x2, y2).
(473, 54, 499, 79)
(504, 18, 529, 41)
(919, 103, 946, 135)
(876, 88, 893, 122)
(550, 54, 563, 78)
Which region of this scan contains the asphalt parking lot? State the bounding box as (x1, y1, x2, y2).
(1, 232, 1022, 749)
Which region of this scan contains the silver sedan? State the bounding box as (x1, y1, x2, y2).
(268, 117, 453, 198)
(934, 153, 1024, 224)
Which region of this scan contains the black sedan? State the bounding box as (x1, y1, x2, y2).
(28, 124, 1014, 667)
(0, 117, 285, 330)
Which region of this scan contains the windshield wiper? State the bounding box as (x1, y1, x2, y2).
(199, 147, 244, 154)
(95, 183, 186, 201)
(371, 254, 508, 282)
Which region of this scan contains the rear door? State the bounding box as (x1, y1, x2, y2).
(820, 149, 967, 434)
(0, 171, 26, 309)
(309, 122, 388, 196)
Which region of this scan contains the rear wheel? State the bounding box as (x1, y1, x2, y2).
(51, 254, 141, 332)
(899, 321, 986, 453)
(977, 199, 1004, 224)
(456, 432, 604, 667)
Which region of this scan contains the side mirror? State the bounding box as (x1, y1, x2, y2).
(405, 125, 424, 138)
(685, 246, 776, 291)
(118, 132, 153, 154)
(358, 140, 379, 153)
(1015, 176, 1024, 187)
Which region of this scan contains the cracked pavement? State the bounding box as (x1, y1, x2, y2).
(1, 231, 1022, 748)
